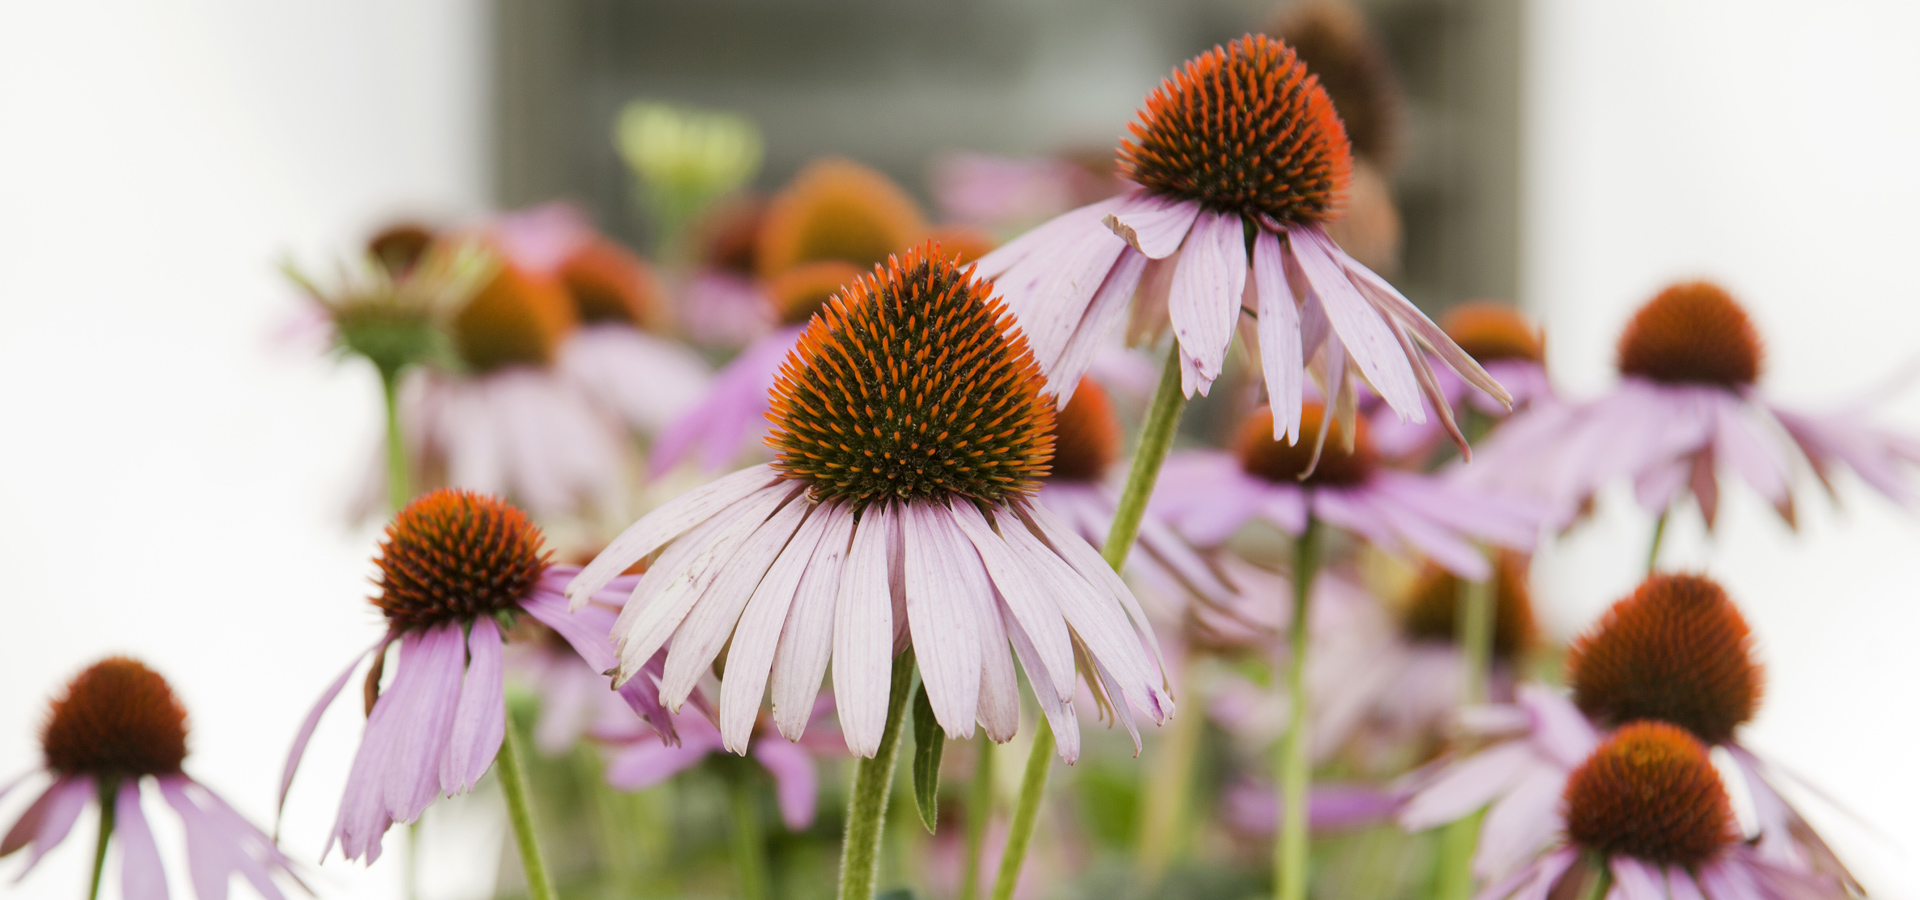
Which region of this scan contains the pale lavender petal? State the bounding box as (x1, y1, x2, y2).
(835, 504, 900, 757)
(1518, 686, 1599, 770)
(1341, 247, 1511, 409)
(1398, 741, 1534, 830)
(1288, 226, 1424, 419)
(442, 616, 506, 795)
(1668, 867, 1707, 900)
(1472, 764, 1565, 881)
(662, 494, 812, 711)
(1609, 858, 1664, 900)
(1001, 597, 1082, 763)
(1508, 849, 1579, 900)
(750, 738, 819, 830)
(1635, 459, 1692, 513)
(570, 464, 782, 607)
(720, 503, 835, 752)
(388, 623, 466, 821)
(279, 635, 388, 823)
(975, 195, 1124, 280)
(4, 775, 92, 872)
(1103, 191, 1201, 259)
(903, 503, 985, 737)
(1258, 487, 1312, 536)
(116, 782, 169, 900)
(604, 739, 714, 790)
(1012, 504, 1167, 721)
(1045, 247, 1149, 406)
(972, 587, 1022, 743)
(559, 325, 712, 432)
(1254, 230, 1305, 442)
(160, 777, 295, 900)
(1166, 211, 1246, 395)
(946, 501, 1077, 703)
(1713, 398, 1791, 506)
(1088, 653, 1142, 752)
(1354, 489, 1493, 579)
(772, 505, 856, 740)
(1001, 227, 1130, 388)
(1022, 501, 1171, 705)
(1152, 453, 1271, 545)
(615, 652, 680, 746)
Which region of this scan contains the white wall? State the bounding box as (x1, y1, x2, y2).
(0, 2, 489, 897)
(1524, 1, 1920, 894)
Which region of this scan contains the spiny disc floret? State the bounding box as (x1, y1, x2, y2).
(42, 657, 189, 778)
(1563, 722, 1737, 866)
(1119, 34, 1353, 225)
(374, 488, 552, 630)
(766, 243, 1055, 509)
(1569, 573, 1763, 745)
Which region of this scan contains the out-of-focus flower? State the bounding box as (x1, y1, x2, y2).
(616, 101, 764, 247)
(596, 701, 840, 831)
(2, 658, 302, 899)
(571, 246, 1171, 763)
(978, 35, 1506, 455)
(1370, 302, 1556, 464)
(285, 233, 491, 381)
(1463, 281, 1920, 530)
(1441, 723, 1838, 900)
(680, 195, 779, 349)
(931, 150, 1124, 233)
(1267, 0, 1402, 171)
(280, 490, 674, 862)
(1153, 403, 1540, 579)
(1400, 575, 1859, 890)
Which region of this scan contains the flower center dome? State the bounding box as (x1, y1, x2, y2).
(767, 243, 1055, 509)
(562, 237, 669, 331)
(755, 158, 927, 279)
(453, 260, 578, 372)
(1118, 34, 1353, 226)
(42, 657, 189, 778)
(1236, 403, 1374, 486)
(1441, 302, 1544, 365)
(1048, 377, 1122, 483)
(1569, 573, 1763, 745)
(369, 222, 435, 277)
(1400, 551, 1535, 659)
(1616, 281, 1763, 388)
(1563, 722, 1737, 867)
(373, 488, 552, 630)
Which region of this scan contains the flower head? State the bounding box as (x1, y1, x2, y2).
(1569, 573, 1763, 745)
(372, 488, 553, 631)
(42, 657, 188, 779)
(755, 158, 927, 279)
(1400, 551, 1535, 660)
(1617, 280, 1763, 388)
(1236, 403, 1374, 486)
(1119, 34, 1351, 226)
(1563, 722, 1737, 867)
(1268, 0, 1402, 168)
(561, 236, 670, 331)
(1048, 378, 1122, 483)
(453, 260, 578, 372)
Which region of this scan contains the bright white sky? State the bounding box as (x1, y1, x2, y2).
(1, 1, 1916, 897)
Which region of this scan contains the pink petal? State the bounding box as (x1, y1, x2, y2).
(902, 503, 985, 738)
(1019, 503, 1171, 722)
(1609, 858, 1664, 900)
(834, 504, 901, 757)
(662, 495, 812, 711)
(604, 739, 714, 790)
(1472, 765, 1565, 881)
(1254, 230, 1305, 443)
(441, 617, 506, 795)
(1166, 212, 1247, 395)
(115, 782, 169, 900)
(1043, 247, 1149, 407)
(771, 505, 857, 740)
(4, 775, 92, 872)
(279, 635, 388, 824)
(946, 502, 1077, 703)
(1340, 249, 1511, 410)
(1397, 740, 1533, 830)
(719, 503, 835, 752)
(1287, 226, 1423, 421)
(1102, 191, 1201, 259)
(570, 464, 783, 608)
(1000, 598, 1082, 763)
(1517, 686, 1599, 770)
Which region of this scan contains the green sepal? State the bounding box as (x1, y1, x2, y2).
(911, 682, 944, 833)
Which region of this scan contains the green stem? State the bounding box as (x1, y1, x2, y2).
(87, 779, 116, 900)
(838, 649, 917, 900)
(1433, 558, 1495, 900)
(1101, 343, 1189, 570)
(1276, 520, 1320, 900)
(496, 709, 557, 900)
(1135, 658, 1204, 881)
(406, 822, 422, 900)
(1579, 861, 1613, 900)
(727, 772, 773, 900)
(380, 365, 411, 512)
(960, 740, 995, 900)
(1646, 510, 1668, 576)
(990, 722, 1054, 900)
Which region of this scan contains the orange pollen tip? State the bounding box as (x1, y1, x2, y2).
(41, 657, 189, 778)
(1441, 301, 1544, 365)
(768, 260, 863, 327)
(373, 488, 552, 630)
(1236, 403, 1373, 486)
(562, 237, 669, 330)
(1400, 551, 1536, 659)
(1616, 281, 1763, 388)
(765, 242, 1055, 509)
(755, 158, 928, 279)
(453, 260, 578, 372)
(1569, 573, 1764, 745)
(1118, 33, 1353, 225)
(1563, 722, 1738, 866)
(1048, 377, 1122, 483)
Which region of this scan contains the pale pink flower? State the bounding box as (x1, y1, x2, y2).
(595, 700, 840, 830)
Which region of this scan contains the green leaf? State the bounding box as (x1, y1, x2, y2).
(911, 682, 944, 833)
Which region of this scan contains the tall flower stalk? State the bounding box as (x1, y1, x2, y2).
(1274, 520, 1320, 900)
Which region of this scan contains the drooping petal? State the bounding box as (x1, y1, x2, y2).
(441, 616, 506, 795)
(902, 503, 986, 738)
(771, 505, 857, 740)
(1287, 225, 1424, 421)
(1166, 211, 1247, 395)
(1000, 227, 1130, 388)
(1609, 858, 1665, 900)
(1254, 230, 1305, 443)
(1341, 247, 1511, 409)
(571, 465, 783, 607)
(3, 775, 92, 872)
(1397, 740, 1533, 830)
(1045, 248, 1150, 407)
(603, 738, 714, 791)
(279, 635, 389, 824)
(946, 501, 1076, 704)
(115, 782, 169, 900)
(1001, 598, 1082, 763)
(720, 503, 836, 752)
(385, 622, 466, 823)
(835, 504, 901, 757)
(1103, 191, 1201, 259)
(662, 494, 812, 711)
(1471, 764, 1564, 881)
(1019, 504, 1171, 722)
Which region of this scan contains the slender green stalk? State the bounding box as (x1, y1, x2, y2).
(87, 779, 117, 900)
(1433, 563, 1495, 900)
(406, 822, 422, 900)
(960, 740, 995, 900)
(1276, 520, 1320, 900)
(838, 650, 917, 900)
(727, 773, 773, 900)
(1646, 510, 1668, 576)
(1579, 862, 1613, 900)
(496, 710, 557, 900)
(990, 722, 1054, 900)
(379, 365, 411, 512)
(1102, 344, 1189, 570)
(1135, 658, 1204, 881)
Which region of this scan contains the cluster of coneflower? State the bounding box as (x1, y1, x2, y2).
(8, 5, 1913, 900)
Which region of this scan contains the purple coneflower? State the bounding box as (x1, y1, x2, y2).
(280, 489, 672, 865)
(571, 243, 1173, 762)
(3, 657, 301, 899)
(1399, 574, 1858, 890)
(1368, 303, 1557, 464)
(1463, 281, 1920, 533)
(1153, 403, 1541, 579)
(976, 34, 1506, 450)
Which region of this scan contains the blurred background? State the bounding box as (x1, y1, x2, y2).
(1, 0, 1915, 897)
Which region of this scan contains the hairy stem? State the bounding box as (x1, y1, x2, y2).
(496, 711, 557, 900)
(1276, 520, 1320, 900)
(838, 650, 917, 900)
(1102, 343, 1189, 570)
